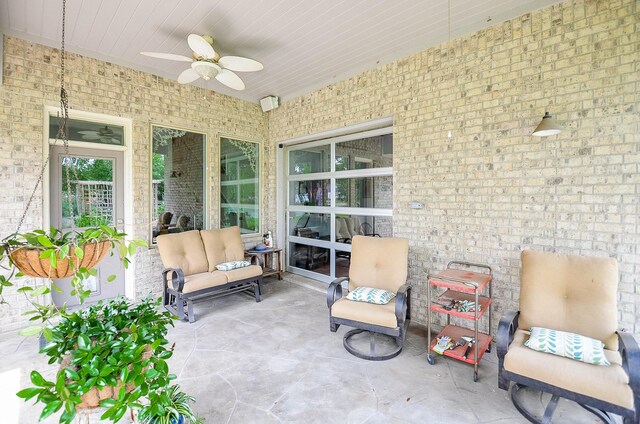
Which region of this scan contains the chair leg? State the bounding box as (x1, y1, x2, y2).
(254, 280, 262, 302)
(187, 299, 195, 323)
(176, 297, 185, 321)
(330, 321, 340, 332)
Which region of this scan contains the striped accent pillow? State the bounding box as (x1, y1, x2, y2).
(346, 287, 396, 305)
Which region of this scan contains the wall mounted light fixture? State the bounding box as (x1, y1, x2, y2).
(532, 112, 562, 137)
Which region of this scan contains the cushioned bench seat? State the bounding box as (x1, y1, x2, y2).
(157, 226, 263, 322)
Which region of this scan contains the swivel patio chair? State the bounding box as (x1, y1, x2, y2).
(327, 235, 410, 360)
(497, 250, 639, 424)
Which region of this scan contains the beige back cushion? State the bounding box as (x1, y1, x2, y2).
(200, 226, 245, 272)
(156, 230, 209, 276)
(519, 250, 619, 350)
(349, 235, 408, 292)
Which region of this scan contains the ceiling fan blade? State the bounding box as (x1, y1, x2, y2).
(78, 131, 97, 135)
(218, 56, 263, 72)
(215, 69, 245, 90)
(177, 68, 201, 84)
(141, 52, 193, 62)
(187, 34, 215, 59)
(82, 134, 101, 140)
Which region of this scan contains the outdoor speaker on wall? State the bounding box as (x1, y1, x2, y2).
(260, 95, 279, 112)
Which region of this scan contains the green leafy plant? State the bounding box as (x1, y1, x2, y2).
(0, 225, 147, 337)
(17, 297, 176, 423)
(74, 213, 111, 228)
(138, 384, 203, 424)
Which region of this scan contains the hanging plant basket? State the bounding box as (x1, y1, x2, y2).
(8, 241, 111, 279)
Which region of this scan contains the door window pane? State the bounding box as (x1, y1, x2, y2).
(335, 176, 393, 208)
(289, 179, 330, 206)
(289, 212, 330, 240)
(220, 137, 260, 235)
(289, 146, 330, 175)
(152, 126, 206, 243)
(335, 215, 393, 243)
(334, 134, 392, 171)
(289, 242, 330, 276)
(60, 157, 114, 228)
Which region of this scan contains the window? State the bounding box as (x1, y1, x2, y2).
(50, 116, 125, 146)
(151, 125, 206, 244)
(220, 137, 260, 235)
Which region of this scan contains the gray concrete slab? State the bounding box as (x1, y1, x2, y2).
(0, 275, 623, 423)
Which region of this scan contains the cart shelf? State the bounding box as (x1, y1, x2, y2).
(430, 290, 492, 321)
(429, 324, 492, 365)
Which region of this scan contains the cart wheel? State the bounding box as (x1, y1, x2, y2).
(486, 343, 492, 354)
(473, 372, 478, 382)
(427, 355, 436, 365)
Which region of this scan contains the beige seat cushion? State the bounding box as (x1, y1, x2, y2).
(349, 236, 408, 292)
(222, 264, 263, 282)
(520, 250, 619, 350)
(156, 230, 209, 275)
(331, 297, 398, 329)
(200, 227, 246, 272)
(182, 271, 228, 293)
(504, 329, 633, 409)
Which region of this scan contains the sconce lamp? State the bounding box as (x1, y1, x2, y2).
(532, 112, 562, 137)
(170, 170, 182, 178)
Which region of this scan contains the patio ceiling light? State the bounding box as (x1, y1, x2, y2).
(532, 112, 562, 137)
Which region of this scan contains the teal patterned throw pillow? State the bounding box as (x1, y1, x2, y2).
(525, 327, 610, 366)
(346, 287, 396, 305)
(215, 260, 250, 271)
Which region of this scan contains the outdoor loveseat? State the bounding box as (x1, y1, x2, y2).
(157, 226, 263, 322)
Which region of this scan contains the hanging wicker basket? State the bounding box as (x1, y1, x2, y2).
(8, 241, 111, 279)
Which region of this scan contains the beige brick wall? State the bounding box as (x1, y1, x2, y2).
(0, 36, 267, 332)
(268, 0, 640, 333)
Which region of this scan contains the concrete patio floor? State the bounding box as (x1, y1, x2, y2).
(2, 275, 620, 423)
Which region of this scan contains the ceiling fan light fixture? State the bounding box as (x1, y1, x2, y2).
(191, 61, 220, 81)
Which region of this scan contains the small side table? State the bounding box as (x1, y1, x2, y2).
(246, 248, 282, 280)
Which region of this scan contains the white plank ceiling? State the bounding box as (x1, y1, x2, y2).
(0, 0, 562, 103)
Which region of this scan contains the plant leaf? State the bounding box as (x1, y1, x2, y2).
(37, 236, 54, 248)
(19, 325, 43, 337)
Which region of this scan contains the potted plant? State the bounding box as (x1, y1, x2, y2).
(17, 296, 176, 423)
(0, 225, 147, 338)
(137, 384, 203, 424)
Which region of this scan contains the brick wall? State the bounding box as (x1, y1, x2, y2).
(267, 0, 640, 333)
(0, 36, 267, 332)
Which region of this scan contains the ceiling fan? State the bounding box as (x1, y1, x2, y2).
(79, 126, 120, 144)
(141, 34, 263, 91)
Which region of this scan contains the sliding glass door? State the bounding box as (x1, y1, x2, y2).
(285, 128, 393, 283)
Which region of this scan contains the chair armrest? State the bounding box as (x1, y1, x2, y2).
(497, 310, 520, 360)
(162, 268, 185, 292)
(395, 284, 411, 323)
(327, 277, 348, 308)
(617, 330, 640, 395)
(245, 253, 262, 267)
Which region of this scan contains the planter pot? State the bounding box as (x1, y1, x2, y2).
(61, 345, 152, 410)
(9, 241, 110, 278)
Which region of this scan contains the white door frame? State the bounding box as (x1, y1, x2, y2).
(42, 106, 135, 299)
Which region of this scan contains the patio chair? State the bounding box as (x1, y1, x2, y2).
(497, 250, 639, 424)
(327, 235, 410, 360)
(158, 211, 173, 232)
